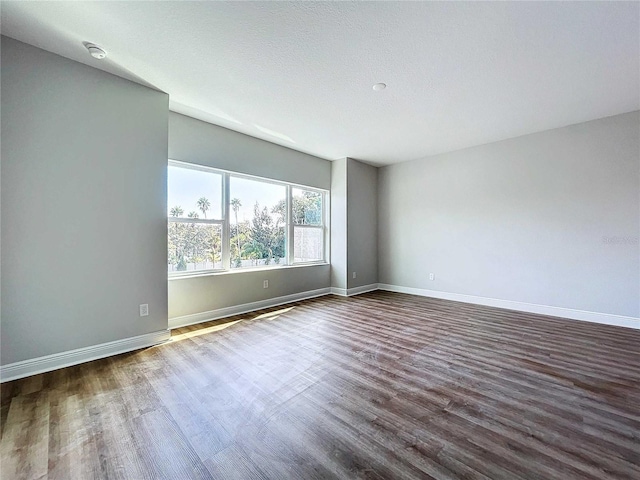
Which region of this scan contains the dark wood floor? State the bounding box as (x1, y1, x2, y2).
(1, 291, 639, 479)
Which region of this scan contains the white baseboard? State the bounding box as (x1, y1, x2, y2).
(5, 284, 634, 383)
(0, 329, 171, 383)
(169, 287, 332, 329)
(331, 283, 378, 297)
(378, 283, 639, 330)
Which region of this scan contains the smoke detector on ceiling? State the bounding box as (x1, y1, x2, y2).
(84, 43, 107, 59)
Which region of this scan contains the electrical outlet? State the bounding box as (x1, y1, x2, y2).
(352, 272, 357, 279)
(139, 304, 149, 317)
(429, 273, 435, 281)
(263, 280, 269, 289)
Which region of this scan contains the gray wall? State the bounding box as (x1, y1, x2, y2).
(330, 158, 378, 291)
(378, 111, 640, 318)
(169, 265, 330, 319)
(330, 159, 348, 289)
(347, 159, 378, 289)
(169, 112, 330, 190)
(1, 37, 170, 365)
(168, 112, 331, 320)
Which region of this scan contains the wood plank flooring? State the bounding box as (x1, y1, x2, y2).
(2, 291, 639, 479)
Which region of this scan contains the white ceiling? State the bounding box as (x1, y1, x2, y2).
(1, 1, 638, 166)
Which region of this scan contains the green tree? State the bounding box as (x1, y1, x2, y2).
(231, 198, 242, 264)
(293, 190, 321, 224)
(241, 239, 264, 266)
(269, 201, 286, 264)
(169, 205, 186, 271)
(272, 200, 286, 227)
(226, 200, 286, 267)
(197, 197, 210, 219)
(183, 212, 202, 267)
(248, 202, 285, 265)
(252, 202, 272, 259)
(208, 227, 222, 267)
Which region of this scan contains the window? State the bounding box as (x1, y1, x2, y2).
(292, 188, 324, 263)
(168, 165, 223, 273)
(229, 176, 286, 268)
(168, 161, 327, 275)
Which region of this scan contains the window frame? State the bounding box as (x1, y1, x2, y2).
(168, 159, 328, 278)
(290, 186, 327, 265)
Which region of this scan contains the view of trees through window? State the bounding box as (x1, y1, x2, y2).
(168, 166, 222, 273)
(229, 177, 286, 268)
(168, 163, 326, 274)
(168, 222, 222, 272)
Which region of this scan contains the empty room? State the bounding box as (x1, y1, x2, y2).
(1, 1, 639, 479)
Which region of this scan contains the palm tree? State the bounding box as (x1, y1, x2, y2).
(170, 206, 184, 217)
(197, 197, 210, 219)
(231, 198, 242, 262)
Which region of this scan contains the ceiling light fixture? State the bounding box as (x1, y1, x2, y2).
(373, 83, 387, 91)
(84, 43, 107, 59)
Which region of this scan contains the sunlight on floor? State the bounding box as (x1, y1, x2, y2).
(253, 306, 295, 320)
(170, 306, 296, 342)
(170, 320, 243, 341)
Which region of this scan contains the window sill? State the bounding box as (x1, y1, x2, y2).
(168, 262, 329, 281)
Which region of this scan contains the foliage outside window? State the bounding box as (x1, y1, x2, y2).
(168, 161, 327, 275)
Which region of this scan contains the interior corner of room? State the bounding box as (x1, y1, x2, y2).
(1, 31, 638, 382)
(1, 2, 639, 478)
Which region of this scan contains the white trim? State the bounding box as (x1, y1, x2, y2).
(293, 224, 324, 229)
(346, 283, 379, 296)
(169, 287, 332, 329)
(168, 262, 330, 280)
(330, 283, 378, 297)
(169, 217, 223, 225)
(377, 284, 640, 330)
(6, 285, 633, 383)
(0, 330, 171, 383)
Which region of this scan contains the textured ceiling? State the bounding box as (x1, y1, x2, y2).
(2, 1, 638, 166)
